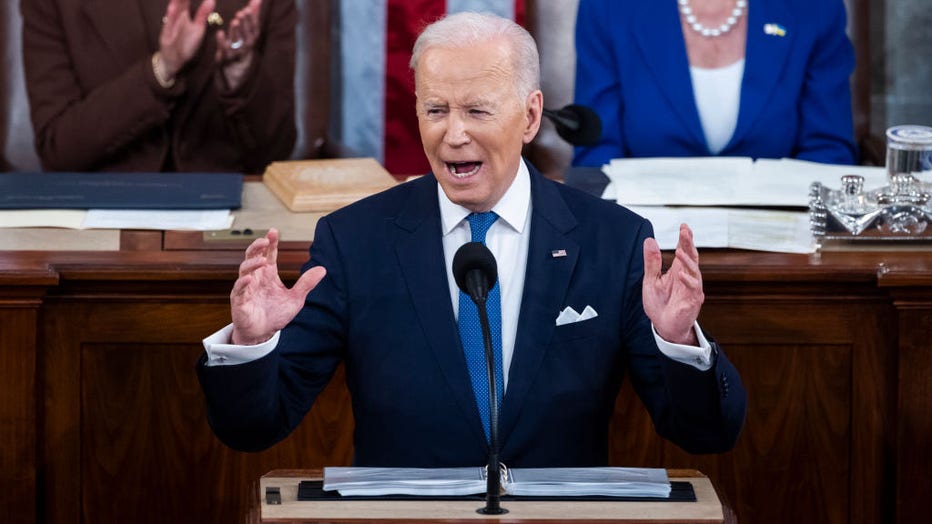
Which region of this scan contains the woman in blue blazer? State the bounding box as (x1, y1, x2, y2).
(573, 0, 857, 166)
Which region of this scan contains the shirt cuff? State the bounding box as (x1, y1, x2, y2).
(651, 321, 713, 371)
(202, 323, 280, 367)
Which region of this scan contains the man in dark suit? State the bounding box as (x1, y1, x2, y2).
(197, 12, 746, 467)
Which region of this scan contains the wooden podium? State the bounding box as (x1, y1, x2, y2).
(4, 179, 929, 522)
(250, 469, 725, 523)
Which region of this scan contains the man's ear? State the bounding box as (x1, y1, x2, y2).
(522, 90, 543, 144)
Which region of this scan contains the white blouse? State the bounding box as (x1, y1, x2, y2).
(689, 59, 745, 155)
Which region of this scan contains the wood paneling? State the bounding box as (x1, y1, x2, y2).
(890, 289, 932, 522)
(0, 308, 40, 524)
(40, 298, 353, 524)
(608, 296, 892, 524)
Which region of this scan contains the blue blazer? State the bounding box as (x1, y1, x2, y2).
(197, 164, 746, 467)
(573, 0, 857, 166)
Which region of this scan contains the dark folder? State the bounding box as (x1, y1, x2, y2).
(0, 172, 243, 209)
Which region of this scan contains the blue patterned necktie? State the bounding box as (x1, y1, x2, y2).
(458, 212, 504, 442)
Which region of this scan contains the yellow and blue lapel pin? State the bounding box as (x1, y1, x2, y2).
(763, 23, 787, 37)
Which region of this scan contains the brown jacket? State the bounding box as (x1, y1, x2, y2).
(21, 0, 296, 173)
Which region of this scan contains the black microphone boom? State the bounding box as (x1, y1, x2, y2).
(542, 104, 602, 147)
(451, 242, 507, 515)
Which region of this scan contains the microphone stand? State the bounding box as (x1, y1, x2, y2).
(542, 108, 580, 132)
(473, 296, 507, 515)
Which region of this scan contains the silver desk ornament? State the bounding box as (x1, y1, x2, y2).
(810, 125, 932, 243)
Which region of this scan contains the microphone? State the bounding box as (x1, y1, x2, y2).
(542, 104, 602, 146)
(453, 242, 497, 303)
(452, 242, 507, 515)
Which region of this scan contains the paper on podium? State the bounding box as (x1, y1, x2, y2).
(322, 466, 671, 498)
(263, 158, 399, 212)
(504, 467, 671, 497)
(324, 467, 487, 497)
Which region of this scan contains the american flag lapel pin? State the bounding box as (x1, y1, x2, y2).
(551, 249, 567, 258)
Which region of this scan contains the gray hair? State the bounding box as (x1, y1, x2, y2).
(409, 11, 541, 101)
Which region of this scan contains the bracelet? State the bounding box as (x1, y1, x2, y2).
(151, 52, 176, 89)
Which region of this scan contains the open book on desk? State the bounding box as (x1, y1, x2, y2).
(322, 466, 671, 498)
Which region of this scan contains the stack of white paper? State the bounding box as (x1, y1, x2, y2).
(504, 467, 671, 498)
(0, 209, 233, 231)
(323, 467, 487, 497)
(322, 466, 671, 498)
(599, 157, 886, 253)
(81, 209, 233, 230)
(602, 157, 886, 207)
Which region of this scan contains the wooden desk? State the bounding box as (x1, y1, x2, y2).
(253, 469, 724, 523)
(0, 245, 929, 524)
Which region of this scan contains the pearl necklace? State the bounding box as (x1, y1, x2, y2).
(679, 0, 747, 37)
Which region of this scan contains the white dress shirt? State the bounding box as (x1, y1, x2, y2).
(204, 159, 713, 375)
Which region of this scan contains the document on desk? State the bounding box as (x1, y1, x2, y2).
(81, 209, 233, 230)
(600, 157, 879, 253)
(0, 209, 232, 230)
(629, 206, 814, 253)
(603, 157, 886, 206)
(0, 209, 87, 228)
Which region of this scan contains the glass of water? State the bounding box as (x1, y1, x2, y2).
(886, 125, 932, 189)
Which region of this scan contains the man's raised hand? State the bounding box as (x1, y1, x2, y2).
(230, 228, 325, 345)
(641, 223, 704, 346)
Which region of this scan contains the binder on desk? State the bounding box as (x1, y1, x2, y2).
(0, 172, 243, 209)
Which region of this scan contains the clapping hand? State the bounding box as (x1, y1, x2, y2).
(215, 0, 263, 90)
(230, 228, 326, 346)
(158, 0, 217, 80)
(641, 224, 704, 346)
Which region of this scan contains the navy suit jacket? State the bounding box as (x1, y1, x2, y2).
(573, 0, 857, 166)
(197, 164, 746, 467)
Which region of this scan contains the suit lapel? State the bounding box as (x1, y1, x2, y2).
(728, 0, 795, 151)
(83, 0, 149, 67)
(631, 1, 707, 150)
(393, 176, 489, 447)
(499, 167, 579, 444)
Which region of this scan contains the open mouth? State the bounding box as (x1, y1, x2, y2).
(446, 161, 482, 179)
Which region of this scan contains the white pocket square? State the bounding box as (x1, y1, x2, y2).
(555, 305, 598, 326)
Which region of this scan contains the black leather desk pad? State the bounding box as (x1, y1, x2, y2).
(296, 480, 696, 502)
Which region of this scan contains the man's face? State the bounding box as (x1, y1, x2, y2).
(415, 38, 542, 212)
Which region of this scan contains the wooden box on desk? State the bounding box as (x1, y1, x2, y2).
(263, 158, 399, 212)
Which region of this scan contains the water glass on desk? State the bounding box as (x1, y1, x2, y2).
(886, 125, 932, 189)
